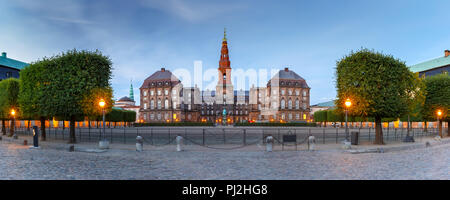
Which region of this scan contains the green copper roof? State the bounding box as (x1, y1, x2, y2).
(409, 56, 450, 73)
(313, 100, 335, 107)
(0, 52, 29, 70)
(129, 81, 134, 101)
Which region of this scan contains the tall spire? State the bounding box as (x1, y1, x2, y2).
(129, 80, 134, 101)
(223, 27, 227, 41)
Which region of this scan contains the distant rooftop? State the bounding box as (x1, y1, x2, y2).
(409, 50, 450, 73)
(312, 100, 335, 107)
(0, 52, 29, 70)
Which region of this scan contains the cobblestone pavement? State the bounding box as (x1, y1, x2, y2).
(0, 138, 448, 180)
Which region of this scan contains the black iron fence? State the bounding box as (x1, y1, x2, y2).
(4, 125, 444, 147)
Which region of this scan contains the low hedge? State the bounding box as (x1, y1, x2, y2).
(134, 122, 214, 127)
(234, 122, 317, 127)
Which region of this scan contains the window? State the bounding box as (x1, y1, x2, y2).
(164, 89, 168, 95)
(258, 104, 261, 110)
(188, 104, 191, 110)
(281, 89, 285, 95)
(157, 100, 161, 109)
(164, 99, 169, 109)
(172, 89, 177, 95)
(303, 103, 307, 110)
(6, 72, 12, 78)
(143, 91, 147, 96)
(150, 114, 154, 120)
(173, 102, 176, 109)
(288, 99, 292, 109)
(281, 113, 285, 120)
(288, 113, 292, 120)
(272, 90, 277, 95)
(188, 114, 192, 120)
(157, 90, 161, 96)
(296, 114, 300, 120)
(281, 99, 285, 109)
(303, 91, 307, 96)
(272, 102, 277, 109)
(295, 99, 299, 109)
(143, 103, 147, 109)
(157, 113, 161, 120)
(296, 90, 300, 96)
(150, 90, 154, 96)
(143, 114, 147, 120)
(150, 100, 155, 109)
(288, 90, 292, 95)
(164, 113, 169, 120)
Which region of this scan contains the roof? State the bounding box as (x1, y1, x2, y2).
(271, 68, 305, 80)
(0, 52, 29, 70)
(118, 96, 134, 102)
(312, 100, 335, 107)
(140, 68, 181, 89)
(409, 56, 450, 73)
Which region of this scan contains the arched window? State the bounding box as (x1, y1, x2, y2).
(288, 99, 292, 109)
(157, 99, 161, 109)
(295, 99, 299, 109)
(281, 99, 286, 109)
(150, 100, 155, 109)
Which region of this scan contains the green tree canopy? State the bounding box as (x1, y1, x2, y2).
(0, 78, 20, 136)
(422, 73, 450, 136)
(335, 49, 416, 144)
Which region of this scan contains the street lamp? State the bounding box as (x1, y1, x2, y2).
(99, 99, 108, 149)
(345, 99, 352, 142)
(11, 109, 17, 139)
(437, 109, 442, 137)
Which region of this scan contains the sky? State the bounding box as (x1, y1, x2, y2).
(1, 0, 450, 105)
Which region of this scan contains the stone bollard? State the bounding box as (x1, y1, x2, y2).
(176, 136, 183, 152)
(434, 136, 442, 141)
(136, 136, 143, 152)
(266, 136, 273, 152)
(342, 140, 351, 150)
(308, 135, 316, 151)
(425, 141, 431, 147)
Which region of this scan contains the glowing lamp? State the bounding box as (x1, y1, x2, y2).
(345, 99, 351, 108)
(99, 99, 106, 108)
(11, 109, 15, 116)
(437, 110, 442, 117)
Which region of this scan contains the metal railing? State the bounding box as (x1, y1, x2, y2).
(4, 125, 444, 147)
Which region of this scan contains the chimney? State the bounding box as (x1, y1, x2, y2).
(284, 67, 289, 72)
(1, 52, 6, 58)
(445, 50, 450, 57)
(161, 67, 165, 72)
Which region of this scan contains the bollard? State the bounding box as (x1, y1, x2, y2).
(342, 140, 351, 150)
(0, 136, 2, 140)
(308, 135, 316, 151)
(265, 135, 273, 152)
(136, 136, 143, 152)
(176, 135, 183, 152)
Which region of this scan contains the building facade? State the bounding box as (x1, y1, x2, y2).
(139, 31, 311, 124)
(409, 50, 450, 77)
(114, 82, 140, 122)
(0, 52, 28, 81)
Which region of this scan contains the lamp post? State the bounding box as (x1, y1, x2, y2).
(345, 99, 352, 142)
(11, 109, 17, 139)
(99, 99, 108, 149)
(437, 109, 442, 138)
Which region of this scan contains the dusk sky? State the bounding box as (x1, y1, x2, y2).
(1, 0, 450, 105)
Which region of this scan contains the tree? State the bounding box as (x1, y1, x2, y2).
(336, 49, 416, 144)
(41, 49, 112, 143)
(402, 72, 426, 138)
(0, 78, 20, 137)
(18, 59, 52, 140)
(422, 73, 450, 137)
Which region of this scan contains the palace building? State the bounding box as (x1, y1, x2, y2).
(139, 31, 311, 124)
(0, 51, 29, 81)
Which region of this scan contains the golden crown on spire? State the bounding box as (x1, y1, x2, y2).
(223, 27, 227, 41)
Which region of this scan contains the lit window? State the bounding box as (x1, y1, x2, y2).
(281, 90, 285, 95)
(165, 89, 168, 95)
(157, 90, 161, 96)
(150, 90, 154, 96)
(281, 99, 285, 109)
(143, 91, 147, 96)
(165, 99, 169, 109)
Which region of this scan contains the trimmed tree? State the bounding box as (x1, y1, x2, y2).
(0, 78, 20, 137)
(422, 73, 450, 137)
(41, 49, 112, 143)
(18, 59, 52, 140)
(336, 49, 416, 144)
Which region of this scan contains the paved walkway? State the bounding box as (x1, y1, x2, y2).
(0, 135, 449, 179)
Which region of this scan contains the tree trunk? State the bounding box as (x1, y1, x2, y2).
(424, 121, 428, 133)
(407, 115, 410, 137)
(8, 119, 15, 137)
(69, 116, 76, 143)
(1, 119, 5, 135)
(27, 120, 31, 131)
(374, 116, 384, 145)
(40, 117, 46, 141)
(438, 120, 443, 138)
